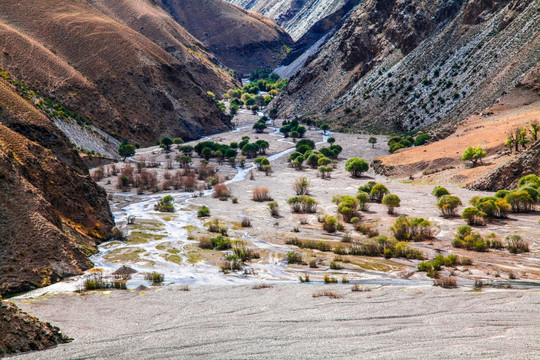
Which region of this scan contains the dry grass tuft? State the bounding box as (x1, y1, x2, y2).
(252, 283, 273, 290)
(313, 290, 342, 299)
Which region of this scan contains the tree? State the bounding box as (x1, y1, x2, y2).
(345, 157, 369, 178)
(254, 157, 270, 171)
(290, 131, 299, 141)
(160, 137, 173, 152)
(173, 138, 184, 145)
(370, 184, 389, 203)
(327, 137, 336, 145)
(201, 147, 213, 160)
(292, 155, 305, 170)
(176, 155, 191, 166)
(119, 140, 135, 161)
(436, 195, 463, 217)
(178, 145, 194, 156)
(318, 166, 333, 179)
(253, 122, 267, 133)
(269, 108, 278, 119)
(306, 153, 321, 168)
(462, 146, 487, 167)
(382, 194, 401, 214)
(320, 123, 330, 135)
(368, 137, 377, 148)
(530, 121, 540, 141)
(255, 140, 269, 155)
(296, 126, 307, 138)
(242, 143, 259, 158)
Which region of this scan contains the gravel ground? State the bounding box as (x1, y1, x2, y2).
(10, 284, 540, 359)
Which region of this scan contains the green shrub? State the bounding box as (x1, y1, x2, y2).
(287, 195, 318, 213)
(452, 225, 487, 252)
(432, 186, 450, 198)
(390, 216, 435, 242)
(210, 235, 231, 250)
(382, 194, 401, 214)
(505, 191, 534, 213)
(198, 206, 211, 218)
(506, 235, 529, 254)
(436, 195, 462, 217)
(370, 184, 389, 203)
(145, 272, 164, 284)
(286, 252, 303, 264)
(154, 195, 175, 212)
(461, 207, 486, 225)
(345, 157, 369, 177)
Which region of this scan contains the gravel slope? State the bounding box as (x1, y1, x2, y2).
(12, 284, 540, 359)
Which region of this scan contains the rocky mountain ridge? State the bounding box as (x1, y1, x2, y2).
(272, 0, 539, 135)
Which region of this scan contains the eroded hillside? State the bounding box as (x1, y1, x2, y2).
(0, 79, 114, 296)
(157, 0, 294, 74)
(0, 0, 232, 147)
(273, 0, 539, 135)
(227, 0, 349, 41)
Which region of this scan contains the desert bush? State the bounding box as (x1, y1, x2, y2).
(299, 274, 311, 283)
(323, 215, 339, 233)
(329, 261, 342, 270)
(252, 187, 273, 202)
(309, 259, 318, 268)
(352, 284, 371, 292)
(145, 272, 164, 284)
(207, 218, 221, 233)
(452, 225, 487, 252)
(198, 206, 211, 218)
(505, 190, 534, 213)
(287, 195, 318, 213)
(208, 235, 231, 250)
(506, 235, 529, 254)
(354, 222, 379, 238)
(313, 290, 341, 298)
(232, 240, 260, 261)
(436, 195, 462, 217)
(154, 195, 175, 212)
(432, 186, 450, 198)
(323, 274, 339, 284)
(518, 174, 540, 189)
(370, 184, 389, 203)
(252, 283, 273, 290)
(267, 201, 279, 217)
(390, 216, 435, 241)
(356, 191, 370, 211)
(382, 194, 401, 214)
(461, 207, 486, 226)
(241, 218, 251, 227)
(433, 277, 457, 289)
(334, 195, 359, 223)
(345, 157, 369, 177)
(212, 184, 231, 201)
(286, 252, 303, 264)
(293, 176, 310, 195)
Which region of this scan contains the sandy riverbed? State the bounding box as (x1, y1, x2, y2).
(11, 284, 540, 359)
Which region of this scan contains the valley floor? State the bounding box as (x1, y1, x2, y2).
(11, 284, 540, 359)
(9, 109, 540, 359)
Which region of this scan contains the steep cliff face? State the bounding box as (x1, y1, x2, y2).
(0, 301, 69, 356)
(273, 0, 539, 135)
(0, 79, 114, 296)
(0, 0, 232, 147)
(227, 0, 348, 41)
(158, 0, 294, 74)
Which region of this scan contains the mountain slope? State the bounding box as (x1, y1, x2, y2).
(157, 0, 294, 74)
(87, 0, 240, 94)
(227, 0, 348, 41)
(0, 0, 232, 147)
(0, 79, 114, 296)
(273, 0, 540, 135)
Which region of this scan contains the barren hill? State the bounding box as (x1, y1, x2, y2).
(0, 0, 232, 146)
(273, 0, 540, 135)
(0, 79, 114, 296)
(157, 0, 294, 74)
